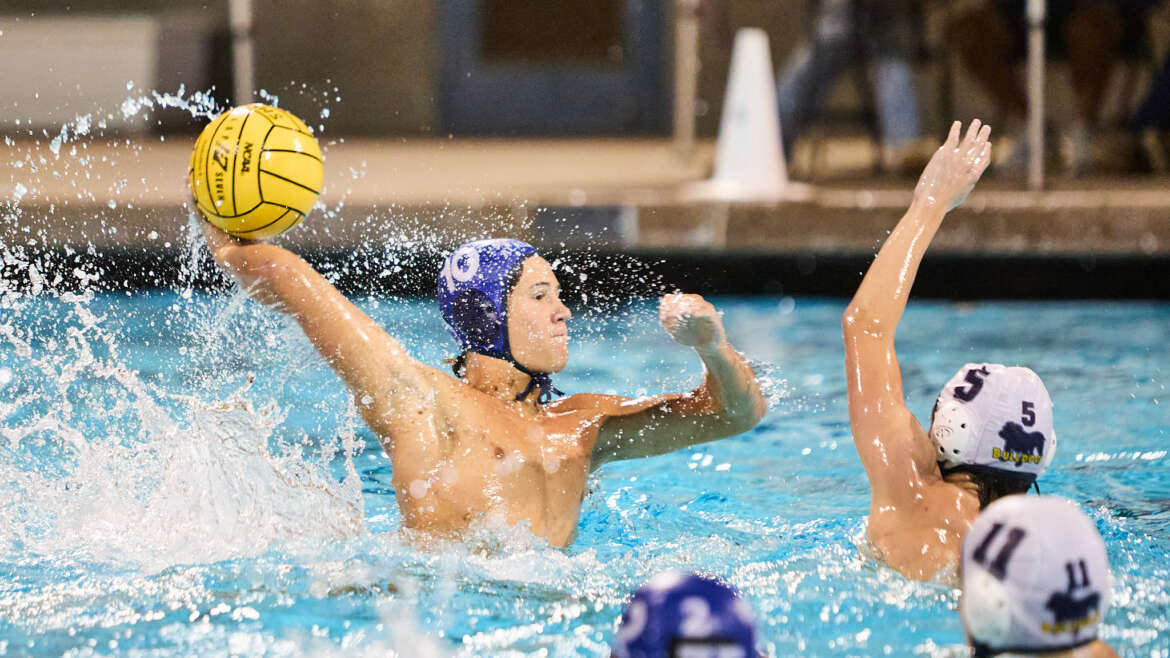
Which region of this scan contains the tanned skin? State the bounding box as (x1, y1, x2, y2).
(201, 223, 766, 546)
(842, 120, 994, 580)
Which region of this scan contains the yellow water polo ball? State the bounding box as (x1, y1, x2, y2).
(189, 103, 323, 239)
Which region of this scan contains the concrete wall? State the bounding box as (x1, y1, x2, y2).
(3, 0, 1167, 137)
(0, 15, 159, 132)
(2, 0, 207, 10)
(0, 0, 439, 136)
(252, 0, 438, 135)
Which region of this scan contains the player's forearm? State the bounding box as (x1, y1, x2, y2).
(592, 343, 764, 466)
(843, 199, 948, 335)
(225, 244, 422, 400)
(201, 220, 293, 303)
(694, 340, 766, 433)
(202, 219, 318, 314)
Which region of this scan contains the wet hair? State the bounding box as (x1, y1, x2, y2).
(944, 468, 1033, 510)
(445, 255, 531, 378)
(973, 472, 1032, 509)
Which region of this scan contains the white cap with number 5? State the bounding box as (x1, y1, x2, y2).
(961, 495, 1112, 656)
(929, 363, 1056, 483)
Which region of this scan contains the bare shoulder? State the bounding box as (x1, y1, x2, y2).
(414, 362, 468, 391)
(413, 363, 522, 410)
(362, 362, 482, 433)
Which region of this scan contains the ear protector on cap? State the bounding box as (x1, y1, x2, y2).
(449, 289, 499, 348)
(931, 400, 979, 467)
(961, 565, 1014, 643)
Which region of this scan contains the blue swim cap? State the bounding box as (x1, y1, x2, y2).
(437, 239, 562, 403)
(613, 572, 757, 658)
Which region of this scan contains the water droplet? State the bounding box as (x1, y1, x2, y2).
(409, 480, 428, 498)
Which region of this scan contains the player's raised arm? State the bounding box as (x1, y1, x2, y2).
(841, 120, 992, 500)
(200, 221, 434, 438)
(590, 293, 766, 467)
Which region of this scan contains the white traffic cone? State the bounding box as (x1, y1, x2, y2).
(684, 28, 809, 202)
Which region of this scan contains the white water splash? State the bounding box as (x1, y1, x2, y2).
(0, 275, 365, 573)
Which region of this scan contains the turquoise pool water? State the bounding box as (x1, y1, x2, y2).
(1, 280, 1167, 656)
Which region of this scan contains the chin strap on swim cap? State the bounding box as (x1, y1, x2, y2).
(468, 346, 564, 405)
(513, 361, 563, 405)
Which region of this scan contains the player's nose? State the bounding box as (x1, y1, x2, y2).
(553, 302, 570, 322)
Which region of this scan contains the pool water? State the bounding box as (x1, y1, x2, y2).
(0, 272, 1167, 656)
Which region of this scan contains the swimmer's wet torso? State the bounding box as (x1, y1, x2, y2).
(380, 369, 604, 546)
(388, 377, 710, 546)
(201, 227, 766, 547)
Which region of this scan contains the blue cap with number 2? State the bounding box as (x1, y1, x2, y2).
(613, 571, 757, 658)
(929, 363, 1056, 483)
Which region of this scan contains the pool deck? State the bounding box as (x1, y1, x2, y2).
(3, 135, 1170, 258)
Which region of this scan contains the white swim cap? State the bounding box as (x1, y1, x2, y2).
(930, 364, 1056, 483)
(961, 495, 1112, 655)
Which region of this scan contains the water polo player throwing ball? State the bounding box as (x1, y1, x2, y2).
(842, 120, 1058, 580)
(200, 225, 765, 546)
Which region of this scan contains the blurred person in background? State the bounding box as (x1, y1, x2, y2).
(948, 0, 1162, 175)
(775, 0, 930, 174)
(1128, 50, 1170, 172)
(960, 495, 1117, 657)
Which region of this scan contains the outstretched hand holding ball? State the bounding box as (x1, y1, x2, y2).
(189, 103, 323, 239)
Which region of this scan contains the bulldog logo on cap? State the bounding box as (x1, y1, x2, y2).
(1043, 560, 1102, 636)
(994, 422, 1046, 466)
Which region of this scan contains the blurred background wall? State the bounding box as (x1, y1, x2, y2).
(1, 0, 1168, 138)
